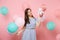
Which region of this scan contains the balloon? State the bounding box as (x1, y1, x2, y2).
(46, 22, 56, 30)
(0, 8, 1, 14)
(56, 34, 60, 40)
(1, 6, 8, 15)
(54, 9, 60, 20)
(14, 17, 25, 27)
(7, 22, 18, 34)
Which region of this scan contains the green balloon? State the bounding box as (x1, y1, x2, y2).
(0, 8, 1, 14)
(47, 22, 56, 30)
(7, 22, 18, 33)
(1, 6, 8, 15)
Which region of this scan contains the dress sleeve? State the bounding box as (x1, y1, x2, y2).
(35, 15, 45, 23)
(34, 17, 41, 27)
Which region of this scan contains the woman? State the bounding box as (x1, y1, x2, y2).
(17, 8, 42, 40)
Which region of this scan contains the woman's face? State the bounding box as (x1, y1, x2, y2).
(28, 9, 33, 17)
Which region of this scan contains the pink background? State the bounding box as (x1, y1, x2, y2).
(0, 0, 60, 40)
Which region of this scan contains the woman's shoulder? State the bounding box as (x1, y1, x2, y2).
(29, 17, 36, 21)
(33, 17, 37, 21)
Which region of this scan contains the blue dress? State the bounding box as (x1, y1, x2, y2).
(21, 18, 37, 40)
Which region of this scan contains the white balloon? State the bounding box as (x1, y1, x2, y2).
(14, 17, 25, 27)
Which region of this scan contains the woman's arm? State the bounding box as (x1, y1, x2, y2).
(16, 26, 25, 35)
(36, 11, 44, 27)
(36, 16, 41, 27)
(36, 8, 46, 27)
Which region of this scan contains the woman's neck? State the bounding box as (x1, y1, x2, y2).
(29, 16, 33, 19)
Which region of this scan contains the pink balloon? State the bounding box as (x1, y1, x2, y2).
(55, 9, 60, 20)
(56, 34, 60, 40)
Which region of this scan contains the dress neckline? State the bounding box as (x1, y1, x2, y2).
(29, 17, 34, 20)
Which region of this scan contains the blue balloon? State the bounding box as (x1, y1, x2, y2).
(1, 6, 8, 15)
(7, 22, 18, 33)
(46, 21, 56, 30)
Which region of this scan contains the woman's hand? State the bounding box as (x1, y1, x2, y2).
(38, 8, 44, 18)
(16, 30, 23, 36)
(16, 27, 25, 36)
(39, 13, 43, 17)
